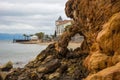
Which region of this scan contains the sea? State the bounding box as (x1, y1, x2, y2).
(0, 40, 47, 68)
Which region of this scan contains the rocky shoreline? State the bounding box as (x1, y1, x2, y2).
(1, 43, 89, 80)
(1, 0, 120, 80)
(0, 61, 13, 80)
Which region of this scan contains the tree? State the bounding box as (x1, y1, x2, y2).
(23, 34, 27, 40)
(23, 34, 30, 40)
(35, 32, 44, 40)
(26, 35, 29, 40)
(29, 34, 33, 37)
(65, 25, 71, 32)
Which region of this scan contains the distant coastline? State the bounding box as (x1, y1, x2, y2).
(0, 33, 24, 40)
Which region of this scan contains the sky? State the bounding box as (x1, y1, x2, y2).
(0, 0, 68, 35)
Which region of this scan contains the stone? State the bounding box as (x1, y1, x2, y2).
(37, 59, 61, 73)
(0, 72, 8, 80)
(17, 70, 41, 80)
(84, 52, 109, 73)
(48, 72, 60, 79)
(97, 12, 120, 55)
(41, 55, 54, 64)
(85, 62, 120, 80)
(112, 52, 120, 65)
(57, 64, 68, 73)
(5, 68, 24, 80)
(0, 73, 3, 80)
(0, 61, 13, 71)
(4, 0, 120, 80)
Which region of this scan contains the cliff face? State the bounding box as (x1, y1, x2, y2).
(65, 0, 120, 79)
(4, 0, 120, 80)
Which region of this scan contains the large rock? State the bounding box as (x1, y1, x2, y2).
(84, 52, 109, 73)
(37, 59, 61, 73)
(5, 68, 24, 80)
(97, 12, 120, 55)
(0, 72, 8, 80)
(17, 70, 41, 80)
(0, 73, 3, 80)
(65, 0, 120, 79)
(85, 62, 120, 80)
(0, 61, 13, 71)
(4, 0, 120, 80)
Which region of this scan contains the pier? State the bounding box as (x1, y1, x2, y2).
(13, 39, 30, 43)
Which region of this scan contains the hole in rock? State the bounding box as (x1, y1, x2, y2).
(67, 34, 84, 50)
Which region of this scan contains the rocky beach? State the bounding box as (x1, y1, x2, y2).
(1, 0, 120, 80)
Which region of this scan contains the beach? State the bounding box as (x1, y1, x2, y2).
(38, 41, 82, 49)
(19, 40, 82, 49)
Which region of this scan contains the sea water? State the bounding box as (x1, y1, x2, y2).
(0, 40, 47, 67)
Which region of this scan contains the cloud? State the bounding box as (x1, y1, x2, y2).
(0, 0, 67, 4)
(0, 2, 64, 16)
(0, 23, 54, 34)
(0, 23, 35, 30)
(0, 23, 35, 33)
(0, 0, 68, 34)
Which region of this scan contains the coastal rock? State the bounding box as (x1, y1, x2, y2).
(0, 61, 13, 72)
(97, 12, 120, 56)
(48, 72, 60, 79)
(0, 73, 3, 80)
(17, 70, 41, 80)
(5, 68, 24, 80)
(37, 59, 61, 73)
(85, 62, 120, 80)
(4, 0, 120, 80)
(0, 72, 8, 80)
(5, 43, 89, 80)
(112, 52, 120, 65)
(84, 52, 109, 73)
(65, 0, 120, 79)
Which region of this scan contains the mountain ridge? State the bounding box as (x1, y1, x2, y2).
(0, 33, 24, 40)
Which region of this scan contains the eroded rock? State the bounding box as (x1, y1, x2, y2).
(4, 0, 120, 80)
(37, 59, 61, 73)
(0, 61, 13, 72)
(85, 62, 120, 80)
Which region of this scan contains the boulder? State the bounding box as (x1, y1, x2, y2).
(4, 0, 120, 80)
(84, 52, 109, 73)
(37, 59, 61, 73)
(48, 72, 60, 79)
(5, 68, 24, 80)
(97, 12, 120, 55)
(0, 61, 13, 71)
(0, 73, 3, 80)
(85, 62, 120, 80)
(17, 70, 42, 80)
(112, 52, 120, 65)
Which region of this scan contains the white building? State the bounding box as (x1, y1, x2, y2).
(55, 16, 72, 36)
(30, 35, 38, 41)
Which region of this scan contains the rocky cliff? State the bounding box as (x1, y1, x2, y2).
(65, 0, 120, 80)
(3, 0, 120, 80)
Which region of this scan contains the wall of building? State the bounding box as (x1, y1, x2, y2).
(56, 22, 72, 36)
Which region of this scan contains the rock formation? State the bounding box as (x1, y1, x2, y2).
(0, 61, 13, 72)
(65, 0, 120, 80)
(4, 0, 120, 80)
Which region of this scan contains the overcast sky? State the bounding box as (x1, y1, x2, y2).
(0, 0, 68, 35)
